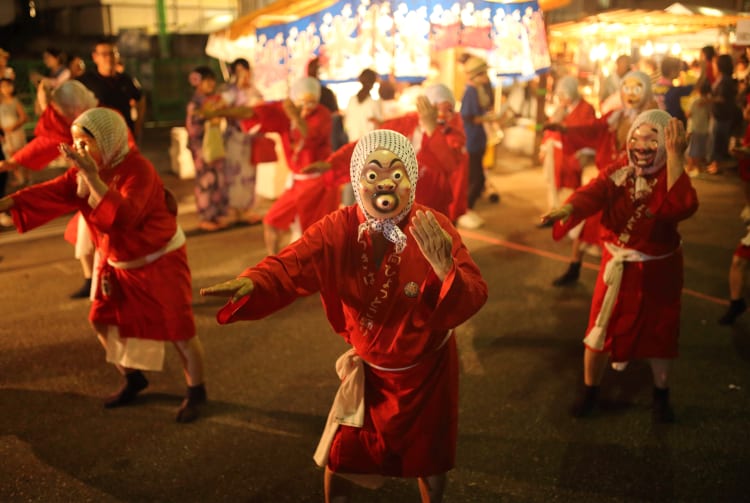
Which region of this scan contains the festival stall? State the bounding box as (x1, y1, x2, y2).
(196, 0, 558, 188)
(547, 3, 750, 83)
(205, 0, 554, 100)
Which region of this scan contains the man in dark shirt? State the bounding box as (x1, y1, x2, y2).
(77, 39, 144, 140)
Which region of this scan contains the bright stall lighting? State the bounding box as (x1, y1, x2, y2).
(640, 41, 654, 57)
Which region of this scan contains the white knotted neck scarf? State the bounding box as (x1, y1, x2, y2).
(350, 129, 419, 254)
(73, 107, 130, 167)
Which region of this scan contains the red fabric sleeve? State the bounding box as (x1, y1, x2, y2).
(216, 216, 329, 324)
(324, 140, 356, 188)
(294, 105, 332, 170)
(418, 127, 465, 177)
(647, 171, 699, 222)
(12, 106, 72, 170)
(12, 136, 66, 171)
(552, 169, 612, 241)
(251, 102, 291, 134)
(421, 212, 488, 329)
(563, 117, 610, 153)
(380, 114, 419, 137)
(87, 154, 160, 233)
(10, 168, 80, 232)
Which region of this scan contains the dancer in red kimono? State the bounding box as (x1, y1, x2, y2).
(316, 83, 467, 221)
(201, 129, 487, 501)
(0, 80, 100, 297)
(0, 108, 207, 423)
(203, 76, 335, 254)
(545, 70, 659, 286)
(718, 95, 750, 325)
(541, 110, 699, 423)
(539, 75, 596, 215)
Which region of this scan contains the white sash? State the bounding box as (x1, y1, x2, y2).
(583, 242, 675, 351)
(107, 227, 185, 270)
(313, 331, 454, 477)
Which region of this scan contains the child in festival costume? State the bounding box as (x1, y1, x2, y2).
(541, 110, 699, 423)
(201, 129, 487, 501)
(0, 108, 207, 423)
(186, 65, 230, 232)
(685, 80, 712, 177)
(0, 77, 28, 186)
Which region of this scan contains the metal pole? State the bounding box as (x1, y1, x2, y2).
(156, 0, 170, 58)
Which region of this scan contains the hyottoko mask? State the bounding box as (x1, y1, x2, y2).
(626, 109, 671, 176)
(350, 129, 419, 253)
(620, 71, 652, 111)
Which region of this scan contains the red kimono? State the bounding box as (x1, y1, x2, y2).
(217, 203, 488, 476)
(11, 105, 138, 245)
(12, 105, 71, 170)
(244, 102, 338, 231)
(558, 108, 652, 247)
(554, 161, 699, 362)
(325, 114, 467, 220)
(9, 151, 195, 342)
(542, 99, 597, 190)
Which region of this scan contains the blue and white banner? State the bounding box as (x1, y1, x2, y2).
(209, 0, 550, 98)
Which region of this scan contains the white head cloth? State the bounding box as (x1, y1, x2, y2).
(626, 109, 670, 175)
(621, 70, 653, 109)
(52, 80, 98, 119)
(290, 76, 321, 102)
(73, 107, 130, 167)
(608, 70, 653, 128)
(424, 83, 455, 108)
(350, 129, 419, 254)
(555, 75, 580, 102)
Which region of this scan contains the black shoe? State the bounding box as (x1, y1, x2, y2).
(176, 383, 207, 423)
(70, 278, 93, 299)
(553, 262, 581, 287)
(105, 370, 149, 408)
(652, 387, 675, 423)
(570, 385, 599, 418)
(718, 298, 747, 325)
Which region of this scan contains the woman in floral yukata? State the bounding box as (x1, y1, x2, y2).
(201, 129, 488, 502)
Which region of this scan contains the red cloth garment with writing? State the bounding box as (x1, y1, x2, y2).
(554, 161, 698, 361)
(216, 204, 488, 476)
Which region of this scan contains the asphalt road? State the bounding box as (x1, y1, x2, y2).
(0, 131, 748, 502)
